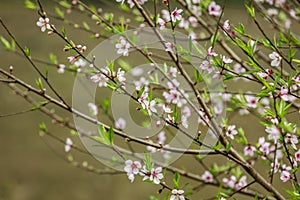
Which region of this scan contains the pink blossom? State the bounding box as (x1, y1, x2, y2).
(271, 160, 280, 173)
(279, 86, 290, 102)
(170, 189, 185, 200)
(157, 18, 166, 30)
(36, 17, 51, 32)
(90, 73, 109, 87)
(201, 171, 214, 183)
(116, 38, 131, 56)
(226, 125, 238, 140)
(124, 160, 142, 182)
(207, 46, 218, 56)
(280, 171, 291, 182)
(198, 109, 209, 125)
(165, 42, 175, 52)
(208, 1, 221, 16)
(284, 133, 298, 150)
(223, 20, 230, 31)
(149, 167, 164, 184)
(116, 68, 126, 82)
(168, 67, 178, 77)
(244, 145, 256, 157)
(269, 51, 281, 67)
(171, 8, 183, 22)
(295, 150, 300, 162)
(115, 118, 126, 129)
(245, 95, 258, 108)
(157, 131, 166, 144)
(258, 137, 270, 155)
(167, 79, 180, 90)
(257, 71, 268, 79)
(138, 92, 149, 109)
(134, 77, 149, 91)
(222, 55, 233, 64)
(265, 125, 280, 142)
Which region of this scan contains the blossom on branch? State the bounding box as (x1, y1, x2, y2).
(36, 17, 51, 32)
(171, 8, 183, 22)
(170, 189, 185, 200)
(116, 37, 131, 56)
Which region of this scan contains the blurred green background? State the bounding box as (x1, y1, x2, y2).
(0, 1, 298, 200)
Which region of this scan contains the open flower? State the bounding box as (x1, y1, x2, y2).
(116, 68, 126, 82)
(90, 73, 109, 87)
(295, 150, 300, 162)
(244, 145, 256, 157)
(201, 171, 214, 183)
(269, 51, 281, 67)
(149, 167, 164, 184)
(36, 17, 51, 32)
(265, 125, 280, 142)
(116, 38, 131, 56)
(245, 95, 258, 108)
(170, 189, 185, 200)
(226, 125, 238, 140)
(208, 1, 221, 16)
(171, 8, 183, 22)
(280, 170, 291, 182)
(124, 160, 142, 182)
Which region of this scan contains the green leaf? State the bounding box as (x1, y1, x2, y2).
(45, 67, 49, 79)
(144, 153, 152, 171)
(211, 32, 220, 46)
(225, 143, 231, 152)
(39, 122, 47, 132)
(0, 36, 11, 50)
(11, 39, 15, 51)
(35, 78, 43, 91)
(82, 22, 90, 30)
(24, 47, 31, 57)
(173, 171, 180, 189)
(24, 0, 37, 9)
(149, 195, 158, 200)
(59, 0, 71, 9)
(117, 59, 131, 71)
(61, 27, 66, 38)
(107, 127, 114, 145)
(173, 106, 178, 123)
(49, 53, 57, 64)
(55, 7, 64, 18)
(245, 4, 255, 18)
(234, 23, 245, 35)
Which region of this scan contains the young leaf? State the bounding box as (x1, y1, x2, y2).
(24, 0, 38, 9)
(55, 7, 64, 18)
(0, 36, 11, 50)
(24, 47, 31, 57)
(35, 78, 44, 91)
(173, 171, 180, 189)
(107, 127, 114, 145)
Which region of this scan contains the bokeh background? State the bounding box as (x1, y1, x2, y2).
(1, 1, 298, 200)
